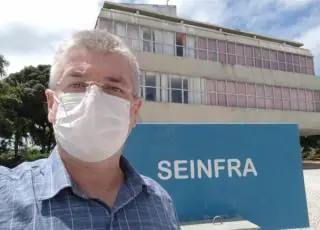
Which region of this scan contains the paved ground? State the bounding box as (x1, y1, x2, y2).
(303, 163, 320, 230)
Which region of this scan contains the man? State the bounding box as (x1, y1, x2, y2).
(0, 30, 180, 230)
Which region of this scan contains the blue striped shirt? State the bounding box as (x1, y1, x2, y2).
(0, 148, 180, 230)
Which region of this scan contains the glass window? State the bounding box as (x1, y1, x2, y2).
(265, 86, 273, 97)
(254, 47, 261, 58)
(127, 24, 140, 51)
(245, 46, 253, 57)
(256, 85, 264, 97)
(237, 83, 246, 94)
(227, 95, 237, 106)
(278, 52, 285, 62)
(283, 100, 290, 110)
(99, 19, 113, 32)
(115, 22, 126, 38)
(286, 53, 293, 63)
(208, 39, 217, 51)
(226, 82, 236, 94)
(274, 99, 282, 110)
(186, 35, 196, 58)
(265, 98, 273, 109)
(218, 94, 227, 106)
(163, 31, 175, 55)
(141, 27, 153, 52)
(282, 88, 290, 98)
(247, 83, 256, 96)
(154, 30, 163, 54)
(293, 55, 300, 65)
(206, 79, 216, 92)
(307, 57, 314, 68)
(262, 49, 269, 59)
(228, 55, 236, 65)
(169, 77, 182, 103)
(218, 40, 226, 52)
(247, 96, 256, 108)
(145, 74, 157, 101)
(197, 37, 207, 60)
(256, 97, 265, 109)
(270, 50, 277, 60)
(273, 87, 282, 98)
(227, 42, 236, 54)
(236, 44, 245, 65)
(217, 80, 226, 93)
(238, 95, 246, 107)
(298, 89, 306, 101)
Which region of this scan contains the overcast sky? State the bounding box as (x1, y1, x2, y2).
(0, 0, 319, 75)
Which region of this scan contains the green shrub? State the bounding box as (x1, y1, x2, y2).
(0, 147, 49, 168)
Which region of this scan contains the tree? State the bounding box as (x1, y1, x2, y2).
(0, 54, 9, 77)
(1, 65, 55, 156)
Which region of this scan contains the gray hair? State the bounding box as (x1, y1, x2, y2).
(49, 29, 140, 96)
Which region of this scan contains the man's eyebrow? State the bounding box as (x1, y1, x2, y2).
(105, 75, 127, 84)
(65, 70, 85, 78)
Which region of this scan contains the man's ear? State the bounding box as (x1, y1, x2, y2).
(131, 98, 142, 128)
(45, 89, 57, 124)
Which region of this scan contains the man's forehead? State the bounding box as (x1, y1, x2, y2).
(61, 49, 133, 84)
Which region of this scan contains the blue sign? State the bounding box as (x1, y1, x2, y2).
(124, 124, 309, 230)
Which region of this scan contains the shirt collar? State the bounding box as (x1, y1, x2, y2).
(35, 147, 149, 201)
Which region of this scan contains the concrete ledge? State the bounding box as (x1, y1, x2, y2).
(181, 219, 260, 230)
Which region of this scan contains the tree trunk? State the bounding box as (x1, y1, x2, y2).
(14, 133, 19, 158)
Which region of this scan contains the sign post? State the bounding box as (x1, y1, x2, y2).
(124, 124, 309, 229)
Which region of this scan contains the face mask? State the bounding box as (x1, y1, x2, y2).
(53, 85, 131, 162)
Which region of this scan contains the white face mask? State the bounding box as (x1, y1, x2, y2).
(53, 85, 131, 162)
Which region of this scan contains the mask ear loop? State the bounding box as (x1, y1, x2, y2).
(53, 93, 72, 122)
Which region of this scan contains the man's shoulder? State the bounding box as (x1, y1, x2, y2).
(0, 158, 48, 184)
(141, 175, 173, 202)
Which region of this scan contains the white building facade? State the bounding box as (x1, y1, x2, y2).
(95, 2, 320, 135)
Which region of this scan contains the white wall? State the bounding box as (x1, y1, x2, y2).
(140, 101, 320, 135)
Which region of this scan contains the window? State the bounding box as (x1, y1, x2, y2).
(142, 73, 158, 102)
(188, 78, 204, 104)
(186, 35, 196, 58)
(226, 81, 236, 106)
(300, 56, 307, 74)
(99, 19, 113, 32)
(290, 89, 299, 111)
(127, 24, 140, 51)
(245, 46, 254, 67)
(163, 31, 175, 55)
(254, 47, 262, 68)
(197, 37, 207, 60)
(293, 54, 300, 73)
(237, 82, 247, 108)
(115, 22, 126, 39)
(285, 53, 293, 72)
(270, 50, 278, 70)
(227, 42, 236, 65)
(307, 57, 314, 75)
(278, 52, 286, 71)
(141, 27, 154, 52)
(217, 80, 227, 106)
(206, 80, 217, 105)
(236, 44, 245, 65)
(168, 76, 188, 103)
(218, 40, 227, 64)
(262, 49, 270, 69)
(208, 39, 217, 62)
(176, 33, 186, 57)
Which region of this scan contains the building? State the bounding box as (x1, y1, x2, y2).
(95, 2, 320, 136)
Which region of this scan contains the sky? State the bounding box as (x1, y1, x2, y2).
(0, 0, 319, 75)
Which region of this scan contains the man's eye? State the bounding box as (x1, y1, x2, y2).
(70, 83, 85, 88)
(108, 86, 123, 93)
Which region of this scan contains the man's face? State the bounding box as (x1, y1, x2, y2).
(45, 48, 142, 133)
